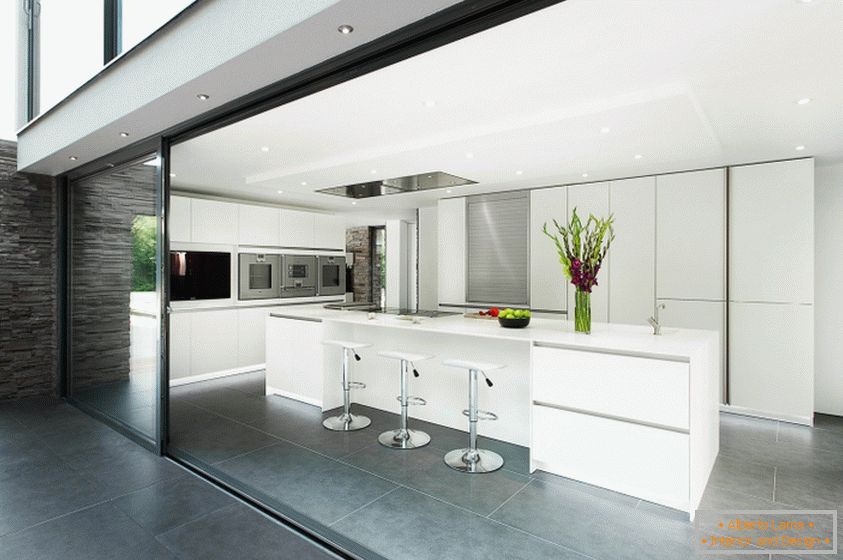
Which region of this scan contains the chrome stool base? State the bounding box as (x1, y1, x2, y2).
(378, 428, 431, 449)
(444, 447, 504, 473)
(322, 413, 371, 432)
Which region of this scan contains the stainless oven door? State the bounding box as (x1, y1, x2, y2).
(317, 255, 346, 296)
(238, 253, 281, 300)
(281, 255, 317, 297)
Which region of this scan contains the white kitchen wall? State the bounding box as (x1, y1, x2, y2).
(815, 163, 843, 415)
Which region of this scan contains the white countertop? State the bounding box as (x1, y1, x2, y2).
(269, 304, 718, 361)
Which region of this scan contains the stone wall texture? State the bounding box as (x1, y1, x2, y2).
(346, 226, 372, 303)
(0, 140, 58, 400)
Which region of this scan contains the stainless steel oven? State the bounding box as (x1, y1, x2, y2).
(238, 253, 281, 300)
(281, 254, 317, 298)
(317, 255, 346, 296)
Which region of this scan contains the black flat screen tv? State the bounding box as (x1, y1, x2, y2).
(170, 251, 231, 301)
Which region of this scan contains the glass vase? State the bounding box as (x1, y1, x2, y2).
(574, 289, 591, 334)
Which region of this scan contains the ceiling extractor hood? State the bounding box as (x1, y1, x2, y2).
(316, 171, 476, 199)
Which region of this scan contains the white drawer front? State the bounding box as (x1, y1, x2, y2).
(532, 405, 689, 511)
(532, 346, 689, 430)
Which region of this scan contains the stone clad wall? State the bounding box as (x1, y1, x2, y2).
(0, 140, 58, 399)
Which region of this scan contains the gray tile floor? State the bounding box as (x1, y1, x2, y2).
(168, 370, 843, 560)
(0, 395, 341, 560)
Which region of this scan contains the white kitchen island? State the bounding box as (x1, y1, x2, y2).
(265, 305, 719, 518)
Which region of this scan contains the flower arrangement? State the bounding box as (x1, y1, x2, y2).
(543, 208, 615, 333)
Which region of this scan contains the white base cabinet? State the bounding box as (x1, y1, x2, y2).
(265, 316, 324, 406)
(530, 344, 719, 518)
(532, 406, 690, 511)
(169, 307, 274, 385)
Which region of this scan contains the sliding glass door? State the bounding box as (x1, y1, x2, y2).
(67, 155, 163, 446)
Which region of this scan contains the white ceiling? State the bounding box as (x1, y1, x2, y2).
(171, 0, 843, 216)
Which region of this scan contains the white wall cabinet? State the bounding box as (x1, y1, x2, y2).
(170, 196, 192, 243)
(729, 159, 814, 304)
(658, 299, 726, 401)
(238, 204, 280, 246)
(417, 206, 439, 310)
(729, 302, 814, 422)
(530, 187, 567, 312)
(313, 214, 346, 250)
(437, 197, 466, 305)
(280, 209, 316, 248)
(609, 177, 655, 325)
(190, 199, 238, 244)
(656, 169, 726, 301)
(728, 158, 814, 423)
(566, 182, 610, 323)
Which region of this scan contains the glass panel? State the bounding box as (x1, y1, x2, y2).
(120, 0, 195, 53)
(39, 0, 103, 113)
(249, 263, 272, 290)
(69, 156, 160, 440)
(321, 265, 340, 288)
(0, 0, 15, 139)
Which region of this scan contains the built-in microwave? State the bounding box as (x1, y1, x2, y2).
(317, 255, 346, 296)
(281, 255, 317, 298)
(238, 253, 281, 300)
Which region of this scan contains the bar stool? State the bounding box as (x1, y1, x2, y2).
(377, 350, 432, 449)
(321, 340, 371, 431)
(442, 359, 505, 473)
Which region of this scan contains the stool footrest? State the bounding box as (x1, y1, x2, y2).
(462, 409, 498, 421)
(398, 396, 427, 406)
(348, 381, 366, 390)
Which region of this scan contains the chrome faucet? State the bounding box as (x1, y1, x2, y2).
(648, 303, 666, 335)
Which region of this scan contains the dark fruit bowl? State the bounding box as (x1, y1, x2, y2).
(498, 316, 530, 329)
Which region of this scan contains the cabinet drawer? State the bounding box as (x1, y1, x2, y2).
(532, 346, 689, 429)
(532, 405, 689, 511)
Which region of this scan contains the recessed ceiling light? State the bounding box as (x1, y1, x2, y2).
(515, 170, 523, 175)
(337, 24, 354, 34)
(196, 93, 210, 101)
(465, 152, 474, 159)
(260, 146, 270, 152)
(69, 156, 78, 161)
(446, 189, 453, 194)
(351, 201, 357, 205)
(300, 181, 308, 186)
(795, 145, 806, 151)
(600, 127, 611, 134)
(277, 190, 284, 194)
(634, 154, 643, 160)
(797, 97, 811, 105)
(424, 99, 436, 108)
(119, 131, 129, 138)
(582, 173, 589, 178)
(370, 169, 377, 174)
